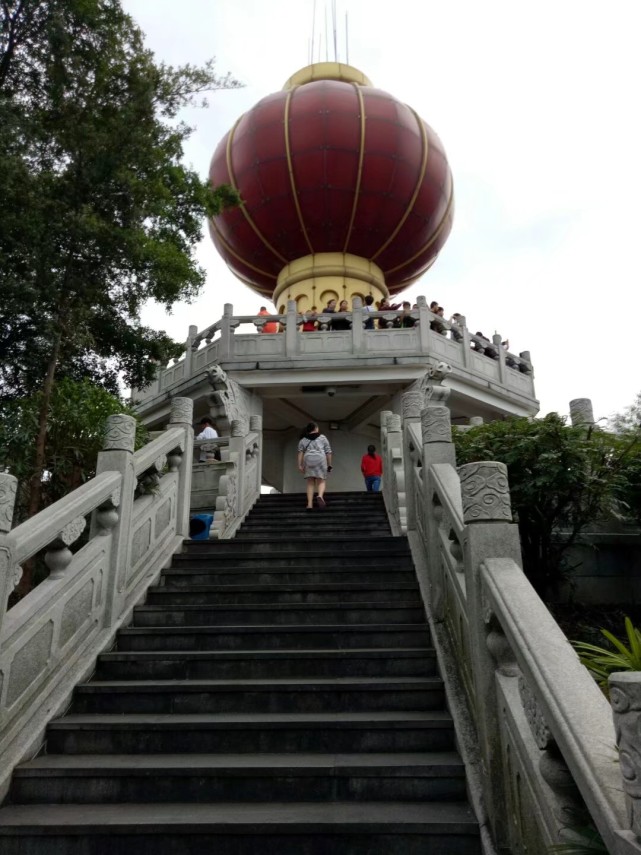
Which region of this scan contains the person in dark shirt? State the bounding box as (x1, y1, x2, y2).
(331, 299, 351, 330)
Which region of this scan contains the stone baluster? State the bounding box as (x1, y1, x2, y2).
(469, 416, 484, 427)
(458, 460, 523, 847)
(44, 516, 87, 580)
(285, 300, 298, 357)
(92, 414, 137, 624)
(0, 473, 19, 628)
(569, 398, 595, 429)
(402, 391, 423, 532)
(349, 296, 363, 353)
(219, 303, 234, 360)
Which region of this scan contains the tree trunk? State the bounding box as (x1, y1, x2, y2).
(17, 333, 61, 596)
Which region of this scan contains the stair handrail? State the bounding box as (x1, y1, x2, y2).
(394, 388, 641, 855)
(0, 397, 194, 801)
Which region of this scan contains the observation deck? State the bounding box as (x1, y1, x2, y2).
(133, 296, 538, 432)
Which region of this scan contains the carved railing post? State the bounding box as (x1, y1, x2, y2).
(610, 673, 641, 844)
(219, 303, 234, 360)
(168, 397, 194, 540)
(416, 296, 431, 352)
(420, 396, 456, 620)
(249, 415, 264, 500)
(213, 418, 247, 538)
(183, 324, 198, 380)
(402, 391, 423, 532)
(569, 398, 595, 429)
(351, 296, 364, 353)
(382, 413, 405, 535)
(93, 414, 137, 624)
(285, 300, 298, 357)
(459, 460, 524, 848)
(0, 473, 18, 629)
(493, 333, 506, 384)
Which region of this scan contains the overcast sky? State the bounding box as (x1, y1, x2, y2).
(125, 0, 641, 421)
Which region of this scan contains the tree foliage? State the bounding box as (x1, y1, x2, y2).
(453, 414, 641, 595)
(0, 0, 241, 518)
(0, 0, 240, 397)
(0, 378, 147, 525)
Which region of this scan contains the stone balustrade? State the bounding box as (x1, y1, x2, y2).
(133, 298, 534, 406)
(385, 382, 641, 855)
(0, 398, 195, 801)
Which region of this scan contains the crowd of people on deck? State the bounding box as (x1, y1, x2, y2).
(256, 300, 515, 363)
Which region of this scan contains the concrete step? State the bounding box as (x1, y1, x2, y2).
(162, 567, 419, 587)
(95, 648, 436, 681)
(116, 624, 431, 652)
(71, 677, 445, 714)
(243, 508, 389, 520)
(171, 552, 414, 569)
(234, 528, 394, 540)
(132, 602, 425, 627)
(0, 801, 482, 855)
(46, 711, 456, 755)
(11, 752, 467, 804)
(146, 583, 419, 606)
(182, 537, 410, 556)
(255, 492, 384, 504)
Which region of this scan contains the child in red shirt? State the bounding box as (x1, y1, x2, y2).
(361, 445, 383, 492)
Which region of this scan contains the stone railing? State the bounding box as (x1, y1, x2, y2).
(133, 297, 534, 406)
(385, 384, 641, 854)
(0, 397, 195, 800)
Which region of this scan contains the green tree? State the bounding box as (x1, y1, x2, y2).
(453, 414, 641, 596)
(0, 0, 241, 519)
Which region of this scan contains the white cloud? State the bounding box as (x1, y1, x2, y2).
(126, 0, 641, 420)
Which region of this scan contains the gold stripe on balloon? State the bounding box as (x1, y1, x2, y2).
(209, 216, 278, 281)
(372, 107, 429, 261)
(225, 117, 288, 265)
(284, 89, 315, 255)
(386, 184, 454, 275)
(342, 84, 367, 252)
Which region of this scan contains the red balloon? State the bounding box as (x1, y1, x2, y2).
(209, 77, 453, 297)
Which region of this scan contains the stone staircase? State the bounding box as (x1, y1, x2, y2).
(0, 491, 481, 854)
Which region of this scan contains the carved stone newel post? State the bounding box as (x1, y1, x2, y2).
(92, 413, 137, 624)
(169, 397, 194, 540)
(402, 391, 423, 532)
(569, 398, 595, 428)
(0, 473, 19, 628)
(458, 459, 522, 847)
(610, 673, 641, 837)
